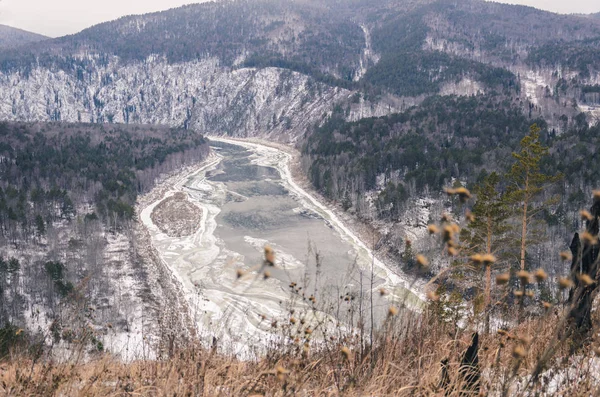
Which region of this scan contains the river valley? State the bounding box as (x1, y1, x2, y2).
(140, 138, 422, 357)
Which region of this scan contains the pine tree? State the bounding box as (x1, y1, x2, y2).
(460, 172, 510, 314)
(506, 124, 562, 271)
(35, 214, 45, 237)
(402, 239, 416, 270)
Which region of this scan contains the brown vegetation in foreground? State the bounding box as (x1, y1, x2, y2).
(0, 305, 598, 396)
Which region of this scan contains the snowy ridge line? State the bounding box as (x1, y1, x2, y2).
(208, 136, 425, 305)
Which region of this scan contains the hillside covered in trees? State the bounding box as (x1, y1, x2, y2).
(304, 95, 543, 204)
(0, 0, 597, 149)
(1, 0, 599, 97)
(0, 122, 208, 235)
(0, 122, 209, 359)
(0, 25, 48, 49)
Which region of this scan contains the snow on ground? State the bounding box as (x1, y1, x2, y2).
(0, 56, 394, 143)
(353, 25, 379, 82)
(579, 104, 600, 126)
(520, 70, 550, 106)
(403, 197, 435, 243)
(100, 232, 157, 361)
(440, 78, 485, 97)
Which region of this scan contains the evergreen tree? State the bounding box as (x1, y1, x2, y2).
(460, 172, 510, 314)
(402, 239, 416, 270)
(35, 214, 45, 236)
(506, 124, 562, 271)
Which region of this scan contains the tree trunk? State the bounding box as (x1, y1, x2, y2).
(484, 263, 491, 334)
(485, 216, 492, 308)
(520, 173, 530, 270)
(567, 198, 600, 342)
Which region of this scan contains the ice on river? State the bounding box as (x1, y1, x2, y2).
(140, 138, 422, 357)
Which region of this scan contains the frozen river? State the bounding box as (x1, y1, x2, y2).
(140, 139, 422, 357)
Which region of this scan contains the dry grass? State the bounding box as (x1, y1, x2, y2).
(0, 306, 597, 396)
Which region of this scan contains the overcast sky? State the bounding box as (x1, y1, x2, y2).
(1, 0, 599, 38)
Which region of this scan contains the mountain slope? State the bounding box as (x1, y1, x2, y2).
(2, 0, 599, 93)
(0, 24, 47, 48)
(0, 122, 209, 358)
(0, 1, 366, 81)
(0, 56, 396, 141)
(0, 0, 598, 134)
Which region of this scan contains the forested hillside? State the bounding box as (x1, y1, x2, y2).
(304, 95, 541, 204)
(0, 122, 209, 358)
(0, 0, 367, 81)
(0, 25, 47, 49)
(1, 0, 599, 97)
(0, 122, 207, 232)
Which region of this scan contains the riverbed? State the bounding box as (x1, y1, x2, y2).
(140, 138, 422, 357)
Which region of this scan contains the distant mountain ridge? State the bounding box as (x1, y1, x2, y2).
(0, 24, 47, 49)
(2, 0, 599, 85)
(0, 0, 598, 137)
